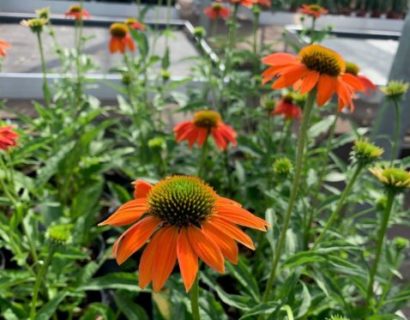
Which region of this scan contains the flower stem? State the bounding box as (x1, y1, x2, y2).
(190, 275, 201, 320)
(252, 11, 259, 55)
(36, 32, 50, 107)
(198, 136, 209, 179)
(366, 190, 395, 314)
(390, 100, 401, 164)
(313, 163, 364, 248)
(30, 243, 55, 320)
(261, 90, 316, 304)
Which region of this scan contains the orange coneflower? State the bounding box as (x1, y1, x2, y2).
(99, 176, 268, 292)
(273, 94, 302, 120)
(109, 23, 136, 54)
(124, 18, 145, 31)
(0, 126, 18, 151)
(299, 4, 328, 18)
(241, 0, 272, 8)
(262, 44, 365, 111)
(204, 2, 231, 20)
(345, 61, 376, 94)
(174, 110, 237, 150)
(65, 4, 90, 20)
(0, 39, 11, 57)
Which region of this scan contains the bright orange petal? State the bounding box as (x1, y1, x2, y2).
(132, 180, 152, 199)
(202, 221, 239, 264)
(211, 127, 227, 150)
(98, 198, 148, 226)
(187, 226, 225, 273)
(151, 227, 178, 292)
(114, 216, 160, 265)
(341, 73, 365, 91)
(262, 53, 297, 66)
(196, 128, 208, 147)
(272, 64, 308, 89)
(299, 71, 320, 94)
(139, 229, 162, 288)
(177, 228, 199, 292)
(316, 74, 337, 106)
(209, 217, 255, 250)
(214, 201, 268, 231)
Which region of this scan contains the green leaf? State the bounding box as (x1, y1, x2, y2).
(239, 302, 279, 319)
(35, 291, 67, 320)
(78, 272, 142, 292)
(114, 291, 149, 320)
(80, 303, 115, 320)
(36, 141, 75, 186)
(308, 115, 336, 139)
(226, 259, 260, 302)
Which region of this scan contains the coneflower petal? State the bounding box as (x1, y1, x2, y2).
(133, 180, 152, 199)
(187, 226, 225, 273)
(139, 230, 162, 289)
(152, 227, 178, 292)
(209, 217, 255, 250)
(114, 216, 160, 265)
(300, 71, 320, 94)
(316, 75, 337, 106)
(202, 221, 238, 264)
(272, 64, 308, 89)
(98, 198, 148, 226)
(215, 204, 268, 231)
(177, 228, 198, 292)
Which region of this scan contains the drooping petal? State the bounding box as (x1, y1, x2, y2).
(316, 74, 337, 106)
(187, 226, 225, 273)
(139, 229, 162, 289)
(341, 73, 365, 91)
(177, 228, 198, 291)
(133, 180, 152, 199)
(196, 128, 208, 147)
(202, 221, 239, 264)
(113, 216, 161, 265)
(214, 202, 268, 231)
(211, 128, 228, 150)
(299, 71, 320, 94)
(209, 217, 255, 250)
(151, 227, 178, 292)
(272, 64, 309, 89)
(98, 198, 148, 226)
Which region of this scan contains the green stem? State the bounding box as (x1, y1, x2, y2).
(309, 18, 316, 44)
(198, 136, 209, 179)
(313, 163, 364, 248)
(30, 243, 55, 320)
(252, 11, 259, 55)
(261, 90, 316, 305)
(75, 17, 84, 109)
(366, 190, 395, 314)
(36, 32, 50, 107)
(190, 275, 201, 320)
(390, 100, 401, 164)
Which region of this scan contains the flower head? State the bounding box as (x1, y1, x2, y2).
(65, 4, 90, 20)
(20, 18, 47, 33)
(36, 7, 50, 21)
(352, 138, 383, 166)
(370, 166, 410, 193)
(273, 157, 293, 178)
(174, 110, 237, 150)
(193, 26, 206, 38)
(160, 69, 171, 82)
(47, 224, 73, 244)
(393, 236, 409, 251)
(241, 0, 271, 8)
(204, 2, 231, 20)
(124, 18, 145, 31)
(0, 39, 11, 57)
(272, 94, 302, 120)
(345, 61, 376, 93)
(381, 80, 409, 101)
(299, 4, 328, 18)
(99, 176, 268, 292)
(0, 126, 18, 151)
(109, 23, 136, 54)
(262, 44, 365, 111)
